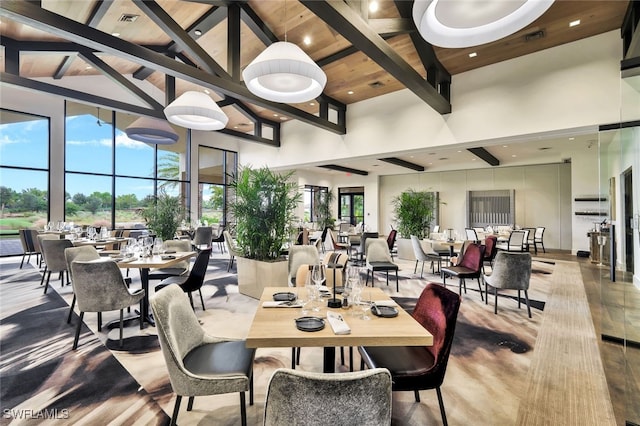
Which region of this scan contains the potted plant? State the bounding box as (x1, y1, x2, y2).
(141, 188, 184, 241)
(229, 166, 301, 298)
(392, 189, 437, 260)
(315, 188, 335, 231)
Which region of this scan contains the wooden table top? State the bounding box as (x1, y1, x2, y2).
(245, 287, 433, 349)
(114, 251, 196, 269)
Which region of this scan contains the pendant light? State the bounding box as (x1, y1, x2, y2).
(125, 116, 179, 144)
(164, 91, 228, 131)
(242, 1, 326, 103)
(412, 0, 554, 48)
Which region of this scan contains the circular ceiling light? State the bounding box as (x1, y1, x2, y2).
(412, 0, 554, 48)
(164, 91, 228, 131)
(242, 41, 327, 103)
(125, 117, 179, 144)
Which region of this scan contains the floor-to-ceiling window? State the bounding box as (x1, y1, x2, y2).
(303, 185, 328, 224)
(64, 101, 189, 229)
(0, 109, 50, 235)
(198, 145, 236, 227)
(339, 187, 364, 226)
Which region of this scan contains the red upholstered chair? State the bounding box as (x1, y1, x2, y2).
(359, 283, 461, 426)
(441, 243, 485, 301)
(482, 235, 498, 273)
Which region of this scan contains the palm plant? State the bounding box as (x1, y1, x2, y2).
(392, 189, 436, 239)
(229, 166, 301, 261)
(141, 188, 184, 241)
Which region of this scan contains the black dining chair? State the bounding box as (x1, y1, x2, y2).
(154, 248, 211, 311)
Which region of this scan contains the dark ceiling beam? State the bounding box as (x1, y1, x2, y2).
(301, 0, 451, 114)
(0, 1, 345, 134)
(54, 0, 112, 80)
(219, 127, 278, 147)
(77, 49, 164, 110)
(182, 0, 235, 6)
(227, 3, 241, 82)
(316, 33, 395, 68)
(368, 18, 413, 37)
(467, 147, 500, 167)
(132, 0, 230, 79)
(239, 2, 279, 45)
(133, 66, 155, 80)
(378, 157, 425, 172)
(393, 0, 450, 101)
(319, 164, 369, 176)
(4, 45, 19, 75)
(0, 72, 165, 118)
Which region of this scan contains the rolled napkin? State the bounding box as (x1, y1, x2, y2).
(262, 301, 303, 308)
(374, 300, 397, 307)
(327, 311, 351, 335)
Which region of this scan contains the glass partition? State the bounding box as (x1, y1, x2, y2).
(198, 145, 237, 227)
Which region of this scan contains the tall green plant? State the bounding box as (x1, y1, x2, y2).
(315, 188, 335, 230)
(392, 189, 436, 239)
(141, 188, 184, 241)
(230, 166, 301, 261)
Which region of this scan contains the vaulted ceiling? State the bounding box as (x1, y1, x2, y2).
(0, 0, 633, 172)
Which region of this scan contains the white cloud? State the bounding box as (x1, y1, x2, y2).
(114, 132, 150, 149)
(0, 134, 22, 147)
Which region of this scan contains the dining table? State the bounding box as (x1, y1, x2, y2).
(115, 251, 196, 327)
(246, 286, 433, 373)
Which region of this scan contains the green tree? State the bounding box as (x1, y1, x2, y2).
(17, 188, 47, 212)
(116, 193, 139, 209)
(72, 193, 87, 205)
(141, 188, 184, 240)
(0, 186, 17, 209)
(66, 201, 80, 215)
(90, 191, 111, 208)
(85, 196, 102, 214)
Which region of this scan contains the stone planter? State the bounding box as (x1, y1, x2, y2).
(237, 256, 288, 299)
(396, 238, 416, 261)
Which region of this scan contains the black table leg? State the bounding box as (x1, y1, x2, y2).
(323, 346, 336, 373)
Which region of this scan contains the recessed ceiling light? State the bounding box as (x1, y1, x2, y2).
(347, 90, 354, 95)
(569, 137, 575, 140)
(512, 154, 517, 157)
(194, 29, 202, 36)
(273, 113, 279, 117)
(309, 102, 315, 106)
(457, 150, 462, 153)
(204, 89, 210, 94)
(111, 32, 120, 37)
(471, 158, 476, 161)
(502, 145, 508, 148)
(85, 65, 92, 70)
(369, 1, 379, 13)
(233, 126, 238, 129)
(428, 162, 433, 165)
(569, 19, 581, 27)
(469, 52, 477, 58)
(303, 36, 311, 45)
(280, 116, 286, 120)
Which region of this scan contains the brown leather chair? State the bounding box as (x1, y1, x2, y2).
(359, 283, 462, 426)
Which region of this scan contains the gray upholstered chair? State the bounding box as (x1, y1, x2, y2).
(365, 238, 399, 292)
(148, 239, 191, 281)
(191, 226, 213, 249)
(263, 368, 392, 426)
(150, 284, 255, 426)
(39, 238, 73, 294)
(70, 259, 145, 349)
(483, 251, 533, 318)
(18, 229, 38, 268)
(496, 230, 527, 252)
(64, 245, 101, 324)
(411, 235, 442, 278)
(224, 230, 241, 272)
(287, 245, 319, 287)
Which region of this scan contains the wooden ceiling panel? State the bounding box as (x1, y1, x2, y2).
(20, 52, 76, 77)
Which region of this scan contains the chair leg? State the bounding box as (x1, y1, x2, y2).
(395, 270, 399, 292)
(20, 254, 25, 269)
(187, 396, 194, 411)
(414, 389, 421, 402)
(420, 261, 425, 279)
(97, 312, 102, 332)
(494, 287, 499, 314)
(140, 300, 144, 330)
(170, 395, 182, 426)
(240, 392, 247, 426)
(291, 347, 296, 369)
(198, 288, 206, 310)
(365, 270, 371, 286)
(188, 292, 195, 311)
(349, 347, 354, 372)
(43, 271, 51, 294)
(414, 260, 418, 274)
(250, 373, 254, 406)
(518, 290, 521, 308)
(67, 294, 76, 324)
(40, 265, 47, 286)
(385, 270, 389, 287)
(524, 290, 532, 318)
(119, 309, 124, 349)
(436, 387, 448, 426)
(73, 312, 84, 350)
(340, 346, 345, 365)
(477, 278, 484, 302)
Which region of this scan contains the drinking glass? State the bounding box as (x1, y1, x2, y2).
(354, 287, 371, 320)
(153, 237, 164, 255)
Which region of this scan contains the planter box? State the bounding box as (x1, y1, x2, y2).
(237, 256, 288, 299)
(396, 238, 416, 261)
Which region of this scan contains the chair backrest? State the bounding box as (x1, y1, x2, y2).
(264, 368, 392, 426)
(458, 243, 484, 272)
(150, 285, 207, 395)
(212, 226, 225, 242)
(465, 228, 478, 241)
(433, 225, 440, 233)
(535, 227, 545, 241)
(223, 230, 241, 257)
(483, 235, 498, 261)
(508, 230, 526, 250)
(386, 229, 397, 251)
(411, 283, 461, 387)
(163, 239, 192, 270)
(180, 248, 211, 292)
(65, 245, 100, 281)
(40, 238, 74, 272)
(359, 232, 379, 254)
(339, 222, 351, 233)
(365, 239, 393, 263)
(18, 229, 32, 252)
(192, 226, 213, 246)
(410, 235, 430, 261)
(288, 245, 319, 285)
(30, 230, 43, 253)
(70, 259, 134, 312)
(489, 251, 532, 290)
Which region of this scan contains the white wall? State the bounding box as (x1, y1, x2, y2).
(379, 162, 572, 250)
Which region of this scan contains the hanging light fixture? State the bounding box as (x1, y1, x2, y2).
(125, 116, 179, 144)
(242, 1, 326, 103)
(164, 91, 228, 131)
(412, 0, 554, 48)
